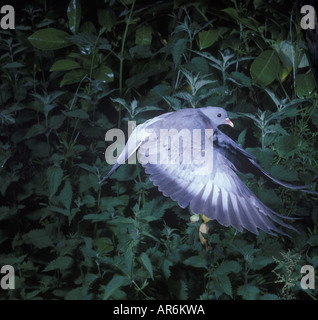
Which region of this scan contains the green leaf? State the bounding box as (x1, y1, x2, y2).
(24, 124, 46, 140)
(217, 275, 232, 297)
(77, 163, 97, 173)
(94, 237, 114, 253)
(0, 254, 27, 266)
(229, 71, 251, 88)
(275, 135, 300, 158)
(43, 256, 73, 272)
(312, 109, 318, 128)
(79, 174, 99, 193)
(297, 51, 310, 68)
(162, 259, 173, 279)
(308, 235, 318, 246)
(169, 280, 188, 299)
(162, 95, 181, 110)
(173, 38, 187, 68)
(60, 69, 87, 87)
(129, 45, 153, 58)
(67, 0, 81, 34)
(213, 260, 242, 276)
(250, 256, 273, 270)
(83, 213, 110, 222)
(270, 165, 299, 182)
(91, 65, 114, 83)
(260, 294, 278, 300)
(220, 37, 241, 51)
(2, 62, 25, 68)
(135, 25, 152, 46)
(97, 9, 116, 31)
(24, 290, 41, 300)
(102, 274, 126, 300)
(189, 56, 210, 74)
(28, 28, 72, 50)
(126, 68, 167, 89)
(82, 273, 99, 295)
(111, 97, 127, 108)
(49, 114, 66, 130)
(144, 199, 169, 221)
(266, 123, 288, 136)
(0, 206, 17, 221)
(246, 148, 275, 170)
(63, 109, 89, 119)
(237, 285, 260, 300)
(47, 165, 63, 199)
(134, 105, 162, 116)
(22, 228, 54, 249)
(237, 128, 247, 146)
(274, 40, 295, 67)
(274, 40, 309, 69)
(263, 123, 289, 147)
(48, 206, 70, 217)
(65, 287, 83, 300)
(222, 8, 258, 31)
(199, 29, 219, 50)
(253, 0, 264, 9)
(100, 197, 126, 212)
(295, 73, 316, 98)
(258, 189, 282, 208)
(177, 281, 189, 300)
(26, 141, 50, 158)
(139, 252, 154, 280)
(80, 21, 97, 35)
(250, 50, 280, 86)
(183, 251, 207, 268)
(57, 180, 72, 212)
(278, 104, 299, 118)
(50, 59, 81, 71)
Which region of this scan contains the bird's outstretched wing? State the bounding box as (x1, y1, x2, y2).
(213, 129, 316, 192)
(139, 127, 298, 236)
(100, 111, 316, 236)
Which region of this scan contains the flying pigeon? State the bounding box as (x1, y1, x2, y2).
(100, 107, 315, 236)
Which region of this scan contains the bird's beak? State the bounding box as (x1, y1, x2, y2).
(225, 118, 234, 127)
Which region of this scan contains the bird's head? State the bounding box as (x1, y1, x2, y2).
(201, 106, 234, 129)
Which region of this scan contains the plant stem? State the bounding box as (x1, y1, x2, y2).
(88, 28, 106, 94)
(136, 162, 147, 216)
(132, 280, 151, 299)
(118, 0, 136, 127)
(261, 126, 265, 149)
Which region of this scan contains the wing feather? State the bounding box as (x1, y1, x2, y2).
(103, 109, 303, 236)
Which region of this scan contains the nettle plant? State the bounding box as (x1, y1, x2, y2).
(0, 0, 317, 300)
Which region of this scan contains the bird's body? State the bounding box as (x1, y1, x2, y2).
(101, 106, 315, 236)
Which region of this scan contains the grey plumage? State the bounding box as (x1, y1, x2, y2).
(100, 107, 316, 236)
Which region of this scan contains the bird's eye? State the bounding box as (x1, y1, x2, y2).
(217, 113, 222, 118)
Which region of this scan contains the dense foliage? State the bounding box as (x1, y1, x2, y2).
(0, 0, 318, 300)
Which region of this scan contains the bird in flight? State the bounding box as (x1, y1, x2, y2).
(100, 107, 316, 236)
